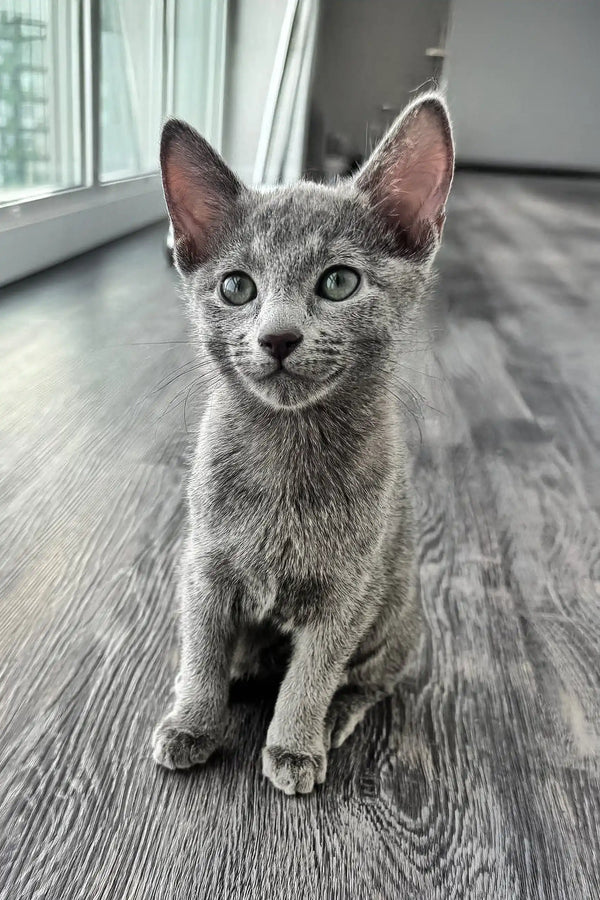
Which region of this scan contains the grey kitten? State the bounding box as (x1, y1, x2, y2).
(152, 93, 454, 795)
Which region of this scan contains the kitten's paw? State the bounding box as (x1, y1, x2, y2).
(152, 717, 220, 770)
(262, 745, 326, 795)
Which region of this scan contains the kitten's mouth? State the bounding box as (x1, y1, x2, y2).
(259, 364, 300, 382)
(255, 364, 342, 389)
(241, 363, 343, 409)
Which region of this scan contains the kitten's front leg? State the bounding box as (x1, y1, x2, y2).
(152, 553, 236, 770)
(262, 592, 365, 795)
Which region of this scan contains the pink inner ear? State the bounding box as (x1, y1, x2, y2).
(388, 110, 452, 228)
(160, 119, 242, 270)
(167, 157, 215, 239)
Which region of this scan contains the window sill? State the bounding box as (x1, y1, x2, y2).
(0, 176, 166, 287)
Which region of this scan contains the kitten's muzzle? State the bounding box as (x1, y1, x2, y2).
(258, 329, 303, 364)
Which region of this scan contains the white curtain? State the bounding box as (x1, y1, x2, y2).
(253, 0, 320, 185)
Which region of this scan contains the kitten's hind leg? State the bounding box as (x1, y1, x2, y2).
(326, 583, 422, 750)
(325, 683, 386, 749)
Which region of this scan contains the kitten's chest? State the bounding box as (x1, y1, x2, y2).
(199, 430, 383, 566)
(222, 472, 363, 626)
(192, 407, 392, 622)
(207, 448, 357, 566)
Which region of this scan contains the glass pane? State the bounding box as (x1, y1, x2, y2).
(170, 0, 229, 146)
(0, 0, 81, 204)
(171, 0, 213, 134)
(99, 0, 163, 182)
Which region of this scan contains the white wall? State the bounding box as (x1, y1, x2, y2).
(444, 0, 600, 171)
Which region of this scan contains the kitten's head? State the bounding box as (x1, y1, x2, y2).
(161, 94, 454, 410)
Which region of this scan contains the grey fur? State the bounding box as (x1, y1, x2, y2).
(152, 94, 454, 794)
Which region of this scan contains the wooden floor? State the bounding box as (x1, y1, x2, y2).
(1, 174, 599, 900)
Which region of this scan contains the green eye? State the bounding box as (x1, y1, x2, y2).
(220, 272, 257, 306)
(317, 266, 360, 301)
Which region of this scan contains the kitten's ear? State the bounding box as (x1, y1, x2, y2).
(161, 119, 243, 271)
(355, 94, 454, 257)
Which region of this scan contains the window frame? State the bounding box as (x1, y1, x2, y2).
(0, 0, 229, 287)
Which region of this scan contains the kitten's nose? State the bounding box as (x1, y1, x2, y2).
(258, 329, 303, 362)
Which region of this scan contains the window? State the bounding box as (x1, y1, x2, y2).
(0, 1, 81, 202)
(171, 0, 227, 146)
(0, 0, 227, 203)
(0, 0, 227, 204)
(0, 0, 228, 286)
(99, 0, 164, 181)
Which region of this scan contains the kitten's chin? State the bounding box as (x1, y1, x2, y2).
(239, 369, 340, 410)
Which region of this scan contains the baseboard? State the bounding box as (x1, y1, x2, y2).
(456, 162, 600, 179)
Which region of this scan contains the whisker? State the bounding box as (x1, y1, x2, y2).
(114, 340, 194, 347)
(394, 360, 444, 382)
(153, 369, 227, 430)
(151, 355, 220, 395)
(382, 384, 424, 446)
(392, 373, 447, 418)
